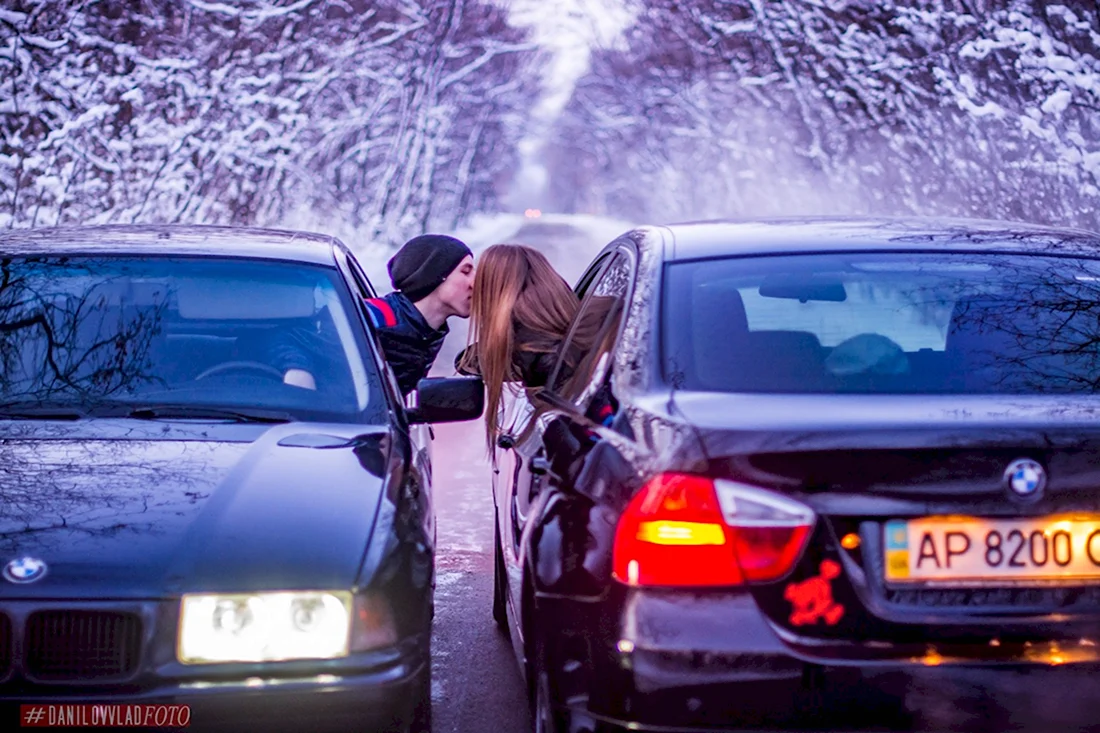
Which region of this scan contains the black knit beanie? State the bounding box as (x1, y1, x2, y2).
(387, 234, 473, 302)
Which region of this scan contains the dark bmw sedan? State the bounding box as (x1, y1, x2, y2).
(0, 225, 481, 732)
(490, 217, 1100, 732)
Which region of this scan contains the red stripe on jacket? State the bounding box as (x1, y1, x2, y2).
(366, 298, 397, 327)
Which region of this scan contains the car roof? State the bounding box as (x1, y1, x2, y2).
(0, 225, 343, 265)
(656, 216, 1100, 261)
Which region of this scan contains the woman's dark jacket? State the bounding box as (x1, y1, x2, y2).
(455, 324, 576, 389)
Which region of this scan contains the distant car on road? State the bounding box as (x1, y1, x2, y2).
(0, 225, 482, 732)
(490, 217, 1100, 732)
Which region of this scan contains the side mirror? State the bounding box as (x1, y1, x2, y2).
(407, 377, 485, 424)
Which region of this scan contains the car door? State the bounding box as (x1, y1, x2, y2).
(339, 247, 434, 536)
(494, 252, 617, 637)
(493, 386, 532, 641)
(509, 247, 637, 634)
(497, 393, 533, 549)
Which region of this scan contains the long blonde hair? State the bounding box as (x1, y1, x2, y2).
(461, 244, 578, 447)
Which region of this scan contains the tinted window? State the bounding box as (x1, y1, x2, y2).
(1, 256, 386, 422)
(550, 251, 632, 403)
(662, 252, 1100, 394)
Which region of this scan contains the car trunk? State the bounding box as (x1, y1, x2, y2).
(671, 392, 1100, 649)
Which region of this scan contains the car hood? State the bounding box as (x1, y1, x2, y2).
(0, 421, 391, 599)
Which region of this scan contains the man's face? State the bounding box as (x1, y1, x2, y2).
(436, 254, 475, 318)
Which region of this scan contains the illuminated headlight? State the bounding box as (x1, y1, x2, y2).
(178, 591, 353, 664)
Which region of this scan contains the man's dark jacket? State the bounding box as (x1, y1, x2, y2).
(364, 292, 447, 396)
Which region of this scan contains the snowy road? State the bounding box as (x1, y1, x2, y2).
(425, 216, 622, 733)
(422, 217, 1100, 733)
(429, 420, 529, 733)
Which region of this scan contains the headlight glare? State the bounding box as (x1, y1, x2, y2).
(291, 597, 327, 633)
(179, 591, 351, 664)
(213, 598, 258, 634)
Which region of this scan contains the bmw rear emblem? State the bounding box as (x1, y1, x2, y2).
(3, 556, 47, 584)
(1004, 458, 1046, 501)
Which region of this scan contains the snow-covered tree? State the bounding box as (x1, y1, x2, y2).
(0, 0, 542, 243)
(548, 0, 1100, 230)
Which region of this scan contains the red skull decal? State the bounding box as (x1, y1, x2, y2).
(784, 559, 845, 627)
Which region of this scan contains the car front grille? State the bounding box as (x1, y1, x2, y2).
(24, 610, 143, 681)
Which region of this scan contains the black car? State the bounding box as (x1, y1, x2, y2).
(491, 217, 1100, 732)
(0, 225, 482, 732)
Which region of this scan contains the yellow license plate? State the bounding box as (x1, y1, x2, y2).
(884, 516, 1100, 584)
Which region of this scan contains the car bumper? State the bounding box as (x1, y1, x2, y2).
(567, 588, 1100, 731)
(0, 655, 425, 732)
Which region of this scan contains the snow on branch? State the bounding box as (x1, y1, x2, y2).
(1, 0, 541, 242)
(546, 0, 1100, 230)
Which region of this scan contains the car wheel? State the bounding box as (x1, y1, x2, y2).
(492, 513, 509, 633)
(531, 635, 567, 733)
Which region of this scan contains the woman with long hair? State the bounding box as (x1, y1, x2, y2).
(457, 244, 616, 448)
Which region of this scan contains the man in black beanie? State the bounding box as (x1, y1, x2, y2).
(363, 234, 474, 396)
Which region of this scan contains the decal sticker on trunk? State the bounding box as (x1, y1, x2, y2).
(784, 559, 845, 626)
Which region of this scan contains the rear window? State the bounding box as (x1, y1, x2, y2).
(662, 252, 1100, 394)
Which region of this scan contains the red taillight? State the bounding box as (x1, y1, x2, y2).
(612, 473, 814, 588)
(612, 473, 741, 587)
(731, 525, 813, 582)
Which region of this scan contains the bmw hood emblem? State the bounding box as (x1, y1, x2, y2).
(3, 556, 48, 584)
(1004, 458, 1046, 500)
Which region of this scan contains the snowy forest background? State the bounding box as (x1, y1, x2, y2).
(2, 0, 1099, 246)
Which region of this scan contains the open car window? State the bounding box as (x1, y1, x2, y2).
(547, 250, 634, 407)
(344, 251, 379, 300)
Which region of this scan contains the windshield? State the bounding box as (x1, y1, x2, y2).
(1, 256, 385, 422)
(662, 252, 1100, 395)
